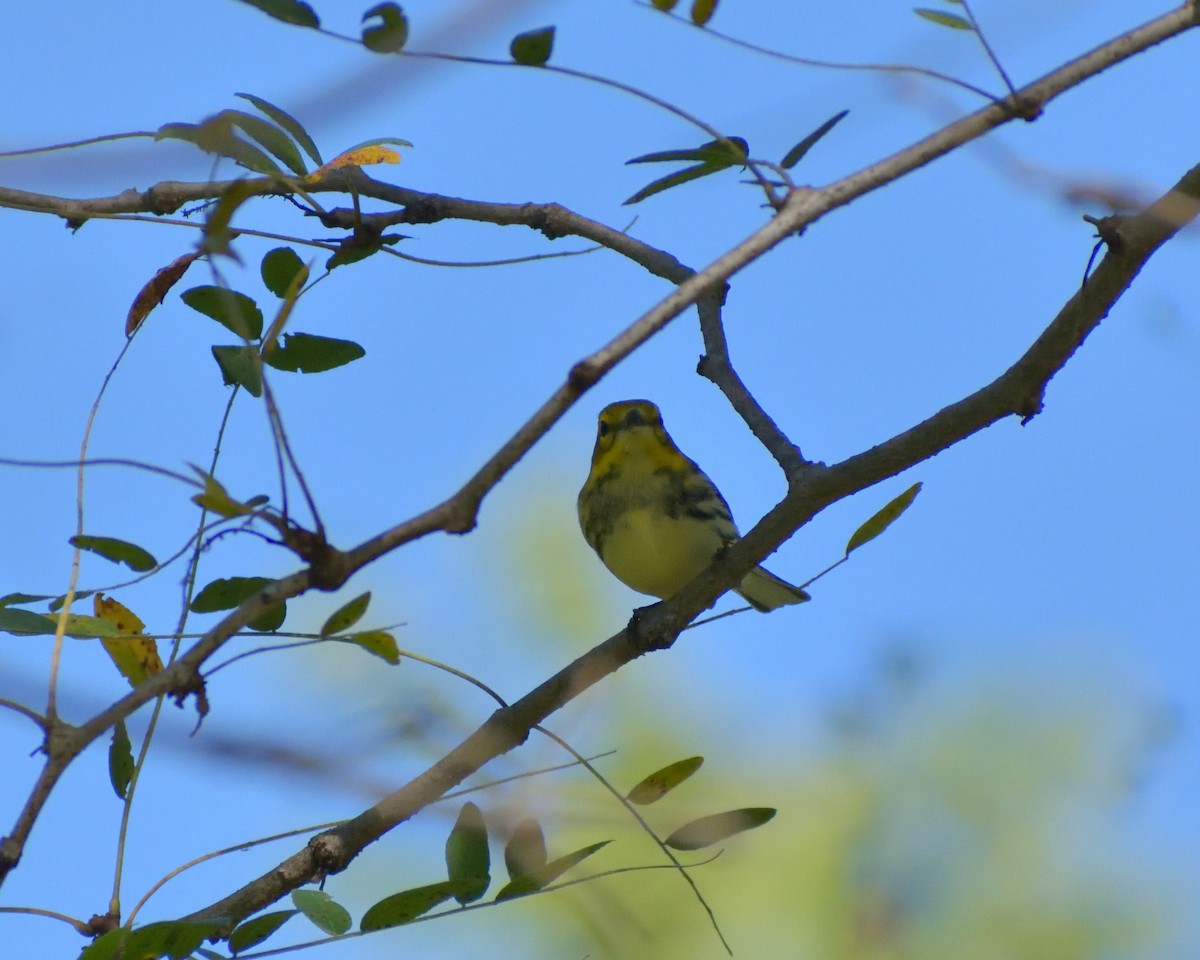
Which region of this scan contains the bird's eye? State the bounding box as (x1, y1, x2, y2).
(597, 420, 611, 437)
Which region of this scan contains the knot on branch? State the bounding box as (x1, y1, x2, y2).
(85, 913, 121, 938)
(627, 603, 683, 656)
(534, 203, 570, 240)
(1006, 94, 1043, 122)
(568, 360, 601, 390)
(1083, 213, 1126, 253)
(170, 671, 209, 725)
(306, 542, 352, 592)
(308, 830, 351, 877)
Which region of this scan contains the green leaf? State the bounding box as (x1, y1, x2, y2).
(325, 233, 402, 270)
(494, 841, 611, 901)
(229, 910, 297, 955)
(624, 162, 726, 206)
(914, 7, 973, 29)
(196, 950, 228, 960)
(181, 286, 264, 340)
(362, 2, 409, 53)
(190, 470, 255, 519)
(78, 928, 128, 960)
(346, 630, 400, 664)
(47, 613, 119, 639)
(0, 593, 52, 607)
(0, 607, 59, 636)
(291, 889, 351, 936)
(224, 110, 308, 176)
(49, 591, 94, 612)
(69, 535, 157, 573)
(202, 179, 261, 260)
(236, 92, 323, 165)
(190, 576, 286, 632)
(651, 0, 679, 9)
(664, 807, 776, 850)
(845, 482, 922, 555)
(262, 333, 365, 374)
(691, 0, 718, 26)
(445, 802, 490, 904)
(156, 119, 283, 176)
(503, 818, 547, 879)
(510, 26, 554, 66)
(627, 136, 748, 166)
(627, 756, 704, 805)
(212, 345, 264, 397)
(320, 591, 371, 637)
(234, 0, 320, 28)
(780, 109, 849, 169)
(261, 247, 307, 298)
(359, 880, 477, 932)
(109, 719, 134, 800)
(122, 920, 225, 960)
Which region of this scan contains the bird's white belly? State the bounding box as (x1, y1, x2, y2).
(600, 508, 726, 599)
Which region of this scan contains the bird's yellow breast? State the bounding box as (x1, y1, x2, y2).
(598, 506, 727, 600)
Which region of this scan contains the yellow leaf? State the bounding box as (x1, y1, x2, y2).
(310, 144, 401, 178)
(95, 594, 163, 687)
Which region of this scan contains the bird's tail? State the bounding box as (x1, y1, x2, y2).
(736, 566, 810, 612)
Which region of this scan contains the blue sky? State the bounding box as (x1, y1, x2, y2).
(1, 2, 1197, 958)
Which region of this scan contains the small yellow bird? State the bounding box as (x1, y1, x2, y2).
(578, 399, 809, 612)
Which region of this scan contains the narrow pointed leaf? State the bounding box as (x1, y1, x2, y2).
(0, 608, 59, 635)
(202, 178, 262, 260)
(325, 233, 402, 269)
(651, 0, 678, 8)
(845, 482, 922, 555)
(262, 333, 365, 373)
(627, 136, 748, 166)
(624, 162, 725, 206)
(108, 719, 134, 800)
(359, 880, 478, 932)
(236, 92, 323, 165)
(291, 890, 351, 936)
(320, 591, 371, 637)
(691, 0, 718, 26)
(914, 7, 973, 29)
(0, 593, 53, 607)
(503, 818, 547, 879)
(445, 802, 490, 903)
(494, 841, 611, 901)
(224, 110, 308, 176)
(190, 470, 255, 519)
(158, 117, 283, 175)
(234, 0, 320, 28)
(229, 910, 297, 954)
(126, 251, 202, 336)
(212, 345, 264, 397)
(362, 2, 409, 53)
(627, 756, 704, 805)
(781, 109, 849, 169)
(664, 807, 776, 850)
(346, 630, 400, 664)
(69, 535, 157, 573)
(46, 613, 119, 638)
(261, 247, 307, 299)
(510, 26, 554, 66)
